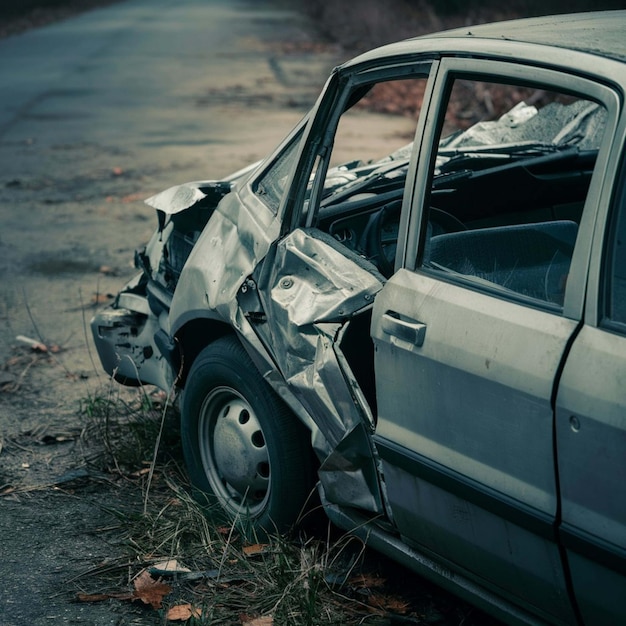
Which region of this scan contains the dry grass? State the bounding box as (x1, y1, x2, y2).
(77, 389, 441, 625)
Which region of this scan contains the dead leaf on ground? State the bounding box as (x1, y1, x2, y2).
(150, 559, 191, 575)
(349, 572, 386, 589)
(166, 604, 202, 622)
(132, 569, 171, 609)
(367, 592, 411, 615)
(129, 467, 151, 478)
(77, 571, 170, 610)
(242, 543, 269, 557)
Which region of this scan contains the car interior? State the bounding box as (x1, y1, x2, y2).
(317, 82, 604, 310)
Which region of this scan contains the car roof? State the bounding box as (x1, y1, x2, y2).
(342, 11, 626, 68)
(431, 11, 626, 62)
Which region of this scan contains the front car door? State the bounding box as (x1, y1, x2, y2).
(371, 57, 619, 623)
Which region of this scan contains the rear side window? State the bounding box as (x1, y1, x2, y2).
(419, 77, 607, 309)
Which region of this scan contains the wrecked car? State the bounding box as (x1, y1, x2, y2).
(92, 11, 626, 625)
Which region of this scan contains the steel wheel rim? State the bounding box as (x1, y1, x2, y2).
(198, 385, 271, 517)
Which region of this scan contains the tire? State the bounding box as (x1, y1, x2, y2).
(181, 335, 314, 537)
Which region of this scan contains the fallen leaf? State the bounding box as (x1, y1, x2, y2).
(166, 604, 202, 621)
(129, 467, 151, 478)
(132, 569, 171, 609)
(150, 559, 191, 574)
(242, 544, 268, 557)
(367, 592, 410, 614)
(349, 573, 386, 588)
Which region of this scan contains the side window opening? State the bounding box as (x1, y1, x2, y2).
(421, 77, 607, 308)
(314, 77, 427, 279)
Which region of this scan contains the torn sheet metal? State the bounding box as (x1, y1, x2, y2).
(91, 285, 173, 390)
(317, 423, 384, 512)
(168, 200, 386, 512)
(256, 228, 382, 376)
(145, 182, 209, 215)
(250, 227, 385, 513)
(145, 180, 232, 233)
(168, 188, 281, 336)
(255, 228, 382, 406)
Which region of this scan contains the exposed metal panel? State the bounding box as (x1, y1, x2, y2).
(252, 227, 385, 512)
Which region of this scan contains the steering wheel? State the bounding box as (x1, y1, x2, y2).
(365, 204, 467, 278)
(363, 200, 402, 278)
(429, 208, 467, 236)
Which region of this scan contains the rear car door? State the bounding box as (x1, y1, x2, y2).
(371, 58, 618, 623)
(555, 141, 626, 624)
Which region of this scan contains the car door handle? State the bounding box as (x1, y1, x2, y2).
(382, 312, 427, 346)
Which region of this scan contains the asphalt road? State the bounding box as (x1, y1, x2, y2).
(0, 1, 339, 623)
(0, 0, 338, 426)
(0, 0, 334, 170)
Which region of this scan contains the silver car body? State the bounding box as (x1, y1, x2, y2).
(92, 12, 626, 625)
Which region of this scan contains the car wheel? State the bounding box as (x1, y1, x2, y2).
(181, 335, 314, 536)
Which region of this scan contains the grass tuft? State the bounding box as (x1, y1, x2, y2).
(77, 384, 482, 625)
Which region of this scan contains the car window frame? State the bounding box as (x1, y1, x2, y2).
(403, 56, 621, 321)
(599, 147, 626, 334)
(292, 59, 436, 233)
(251, 125, 307, 215)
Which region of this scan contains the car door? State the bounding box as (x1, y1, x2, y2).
(371, 57, 618, 623)
(555, 140, 626, 625)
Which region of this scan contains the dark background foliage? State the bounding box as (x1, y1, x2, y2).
(296, 0, 626, 53)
